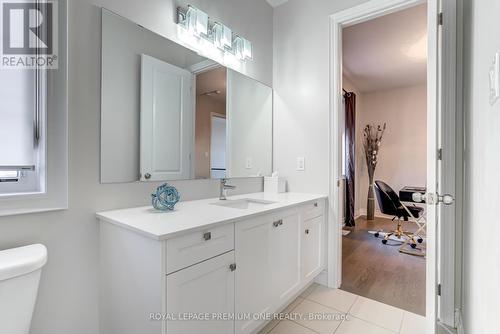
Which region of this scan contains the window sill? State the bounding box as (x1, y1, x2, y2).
(0, 189, 68, 217)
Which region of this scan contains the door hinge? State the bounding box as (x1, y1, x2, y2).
(437, 283, 442, 296)
(437, 148, 443, 160)
(438, 12, 443, 25)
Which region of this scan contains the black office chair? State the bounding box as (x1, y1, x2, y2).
(373, 180, 424, 248)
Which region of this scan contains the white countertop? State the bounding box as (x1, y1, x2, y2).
(96, 192, 327, 240)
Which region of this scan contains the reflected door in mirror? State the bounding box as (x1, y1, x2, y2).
(140, 55, 194, 181)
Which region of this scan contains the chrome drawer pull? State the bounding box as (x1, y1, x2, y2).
(273, 219, 283, 227)
(203, 232, 212, 241)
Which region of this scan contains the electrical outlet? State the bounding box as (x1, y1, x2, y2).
(245, 157, 253, 169)
(296, 157, 305, 171)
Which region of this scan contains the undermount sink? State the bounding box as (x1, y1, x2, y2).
(211, 198, 277, 210)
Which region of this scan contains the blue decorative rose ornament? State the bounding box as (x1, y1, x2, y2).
(151, 183, 180, 211)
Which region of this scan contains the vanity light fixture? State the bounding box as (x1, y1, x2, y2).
(233, 36, 253, 60)
(177, 5, 253, 62)
(178, 5, 208, 37)
(212, 22, 232, 50)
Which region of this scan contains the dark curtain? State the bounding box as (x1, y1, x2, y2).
(344, 92, 356, 227)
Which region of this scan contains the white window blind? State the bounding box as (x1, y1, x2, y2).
(0, 70, 37, 168)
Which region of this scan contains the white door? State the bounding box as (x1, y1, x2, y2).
(235, 216, 274, 334)
(425, 1, 457, 331)
(302, 215, 324, 281)
(270, 212, 301, 307)
(210, 115, 226, 179)
(140, 54, 194, 181)
(166, 251, 235, 334)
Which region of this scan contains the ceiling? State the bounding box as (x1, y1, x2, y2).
(343, 4, 427, 93)
(196, 67, 227, 103)
(266, 0, 289, 8)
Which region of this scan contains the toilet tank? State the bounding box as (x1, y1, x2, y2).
(0, 244, 47, 334)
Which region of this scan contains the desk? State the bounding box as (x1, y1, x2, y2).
(399, 186, 426, 203)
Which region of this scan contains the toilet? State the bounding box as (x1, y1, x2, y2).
(0, 244, 47, 334)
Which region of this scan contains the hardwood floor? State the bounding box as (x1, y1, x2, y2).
(340, 216, 426, 315)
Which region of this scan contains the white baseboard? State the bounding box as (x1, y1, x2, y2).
(314, 270, 328, 286)
(355, 208, 394, 220)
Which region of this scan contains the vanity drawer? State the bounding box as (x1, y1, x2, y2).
(302, 199, 325, 221)
(166, 223, 234, 274)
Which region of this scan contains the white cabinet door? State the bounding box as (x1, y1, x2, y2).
(166, 251, 235, 334)
(301, 216, 324, 281)
(270, 212, 301, 307)
(235, 215, 273, 334)
(140, 54, 194, 181)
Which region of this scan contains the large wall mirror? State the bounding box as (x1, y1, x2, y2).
(100, 9, 273, 183)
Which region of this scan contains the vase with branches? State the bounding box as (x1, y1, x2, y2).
(362, 123, 386, 220)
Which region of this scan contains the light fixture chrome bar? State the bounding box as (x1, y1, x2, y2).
(177, 6, 187, 24)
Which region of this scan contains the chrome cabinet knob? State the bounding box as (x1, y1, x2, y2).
(144, 173, 151, 180)
(273, 219, 283, 227)
(203, 232, 212, 241)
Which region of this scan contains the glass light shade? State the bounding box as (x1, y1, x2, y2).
(233, 36, 253, 60)
(186, 5, 208, 37)
(212, 22, 232, 50)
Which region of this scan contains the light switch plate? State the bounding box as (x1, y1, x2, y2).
(296, 157, 305, 171)
(489, 52, 500, 105)
(245, 157, 253, 169)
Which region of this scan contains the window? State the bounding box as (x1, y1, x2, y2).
(0, 68, 45, 197)
(0, 0, 68, 216)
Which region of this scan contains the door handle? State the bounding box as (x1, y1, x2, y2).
(437, 194, 455, 205)
(413, 193, 454, 205)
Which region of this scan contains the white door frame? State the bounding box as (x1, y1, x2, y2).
(328, 0, 460, 332)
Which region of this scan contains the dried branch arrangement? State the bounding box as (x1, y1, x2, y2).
(363, 123, 387, 220)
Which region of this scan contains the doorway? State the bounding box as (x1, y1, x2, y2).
(328, 0, 461, 332)
(194, 66, 227, 179)
(340, 4, 428, 315)
(210, 113, 227, 178)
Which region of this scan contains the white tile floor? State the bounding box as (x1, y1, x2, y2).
(259, 284, 426, 334)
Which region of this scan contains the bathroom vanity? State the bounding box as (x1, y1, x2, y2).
(97, 9, 325, 334)
(97, 192, 326, 334)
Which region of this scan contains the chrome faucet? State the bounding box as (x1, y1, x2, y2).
(219, 178, 236, 200)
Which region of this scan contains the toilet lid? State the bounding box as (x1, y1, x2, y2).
(0, 244, 47, 281)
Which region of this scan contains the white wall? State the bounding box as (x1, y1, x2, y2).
(462, 0, 500, 332)
(273, 0, 368, 194)
(355, 85, 427, 216)
(0, 1, 273, 334)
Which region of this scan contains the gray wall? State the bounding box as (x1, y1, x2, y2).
(462, 0, 500, 332)
(0, 1, 273, 333)
(273, 0, 368, 194)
